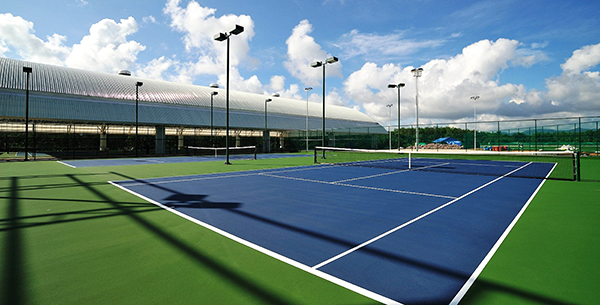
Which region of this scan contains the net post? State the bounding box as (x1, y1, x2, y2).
(254, 146, 257, 160)
(314, 147, 318, 164)
(576, 151, 581, 181)
(408, 152, 412, 169)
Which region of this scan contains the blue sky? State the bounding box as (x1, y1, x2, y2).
(2, 0, 600, 125)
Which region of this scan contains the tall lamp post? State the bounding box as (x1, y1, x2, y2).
(388, 83, 405, 150)
(135, 81, 143, 158)
(311, 56, 339, 158)
(209, 83, 219, 147)
(263, 93, 279, 153)
(386, 104, 393, 149)
(214, 24, 244, 165)
(23, 66, 32, 161)
(264, 98, 272, 153)
(471, 95, 480, 150)
(411, 68, 423, 151)
(304, 87, 312, 151)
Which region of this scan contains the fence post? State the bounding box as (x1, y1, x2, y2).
(579, 117, 582, 153)
(534, 119, 537, 151)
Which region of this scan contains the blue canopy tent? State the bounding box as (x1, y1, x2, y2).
(433, 137, 462, 146)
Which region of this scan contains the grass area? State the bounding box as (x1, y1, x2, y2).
(1, 155, 598, 304)
(461, 157, 600, 305)
(0, 158, 376, 305)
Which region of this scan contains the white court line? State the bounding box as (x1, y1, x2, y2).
(259, 172, 456, 199)
(311, 162, 533, 270)
(333, 162, 451, 183)
(56, 160, 77, 168)
(108, 180, 403, 305)
(449, 161, 556, 304)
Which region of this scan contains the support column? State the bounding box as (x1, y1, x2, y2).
(99, 124, 107, 151)
(177, 127, 185, 150)
(155, 126, 165, 155)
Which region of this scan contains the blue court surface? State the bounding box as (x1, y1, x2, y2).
(110, 160, 551, 304)
(57, 153, 311, 168)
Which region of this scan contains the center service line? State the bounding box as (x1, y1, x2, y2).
(311, 162, 533, 270)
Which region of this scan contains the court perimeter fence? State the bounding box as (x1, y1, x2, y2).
(1, 115, 599, 160)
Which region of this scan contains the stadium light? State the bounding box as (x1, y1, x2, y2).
(471, 95, 480, 150)
(135, 81, 143, 158)
(210, 83, 219, 147)
(214, 24, 244, 164)
(304, 87, 312, 151)
(411, 68, 423, 151)
(23, 66, 32, 161)
(264, 93, 279, 153)
(311, 56, 339, 158)
(388, 83, 405, 150)
(386, 103, 393, 149)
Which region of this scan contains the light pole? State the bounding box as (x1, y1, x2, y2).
(209, 83, 219, 147)
(471, 95, 480, 150)
(304, 87, 312, 151)
(263, 93, 279, 153)
(386, 104, 393, 149)
(214, 24, 244, 165)
(264, 98, 272, 153)
(411, 68, 423, 151)
(388, 83, 405, 150)
(311, 56, 339, 158)
(23, 66, 32, 161)
(135, 81, 143, 158)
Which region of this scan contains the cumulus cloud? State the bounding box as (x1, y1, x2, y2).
(560, 43, 600, 74)
(0, 13, 145, 73)
(163, 0, 254, 68)
(0, 13, 70, 65)
(344, 39, 600, 124)
(66, 17, 145, 73)
(283, 19, 342, 86)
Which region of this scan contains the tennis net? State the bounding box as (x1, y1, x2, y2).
(187, 146, 257, 160)
(314, 146, 579, 181)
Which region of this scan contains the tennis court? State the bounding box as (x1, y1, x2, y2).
(58, 152, 312, 168)
(110, 155, 553, 304)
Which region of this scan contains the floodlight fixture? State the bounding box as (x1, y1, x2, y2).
(311, 61, 323, 68)
(230, 24, 244, 35)
(326, 56, 339, 64)
(209, 83, 219, 88)
(214, 32, 227, 41)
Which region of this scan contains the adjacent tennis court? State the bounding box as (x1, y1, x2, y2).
(110, 156, 553, 304)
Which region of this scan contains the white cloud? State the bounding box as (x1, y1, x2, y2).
(283, 19, 342, 86)
(336, 29, 445, 61)
(345, 39, 600, 124)
(163, 0, 254, 67)
(0, 13, 145, 73)
(66, 17, 145, 73)
(0, 13, 70, 65)
(560, 43, 600, 74)
(135, 56, 177, 80)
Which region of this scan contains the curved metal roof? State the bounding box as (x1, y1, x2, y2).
(0, 57, 384, 133)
